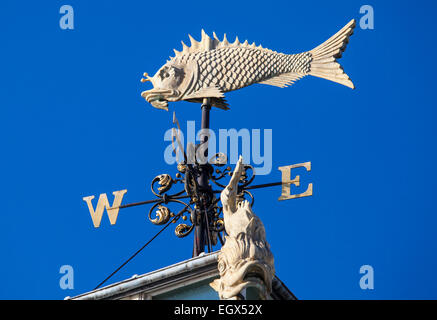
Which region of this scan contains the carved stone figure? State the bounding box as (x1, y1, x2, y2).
(210, 156, 275, 300)
(141, 19, 355, 111)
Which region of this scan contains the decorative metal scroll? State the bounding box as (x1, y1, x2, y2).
(146, 152, 258, 241)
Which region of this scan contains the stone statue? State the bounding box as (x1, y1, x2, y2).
(210, 156, 275, 300)
(141, 19, 355, 111)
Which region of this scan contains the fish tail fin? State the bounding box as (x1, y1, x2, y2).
(308, 19, 356, 89)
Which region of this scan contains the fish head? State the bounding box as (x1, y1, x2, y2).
(141, 60, 196, 111)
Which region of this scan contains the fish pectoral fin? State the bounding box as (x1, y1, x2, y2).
(185, 97, 230, 110)
(183, 86, 225, 99)
(258, 72, 306, 88)
(211, 97, 229, 110)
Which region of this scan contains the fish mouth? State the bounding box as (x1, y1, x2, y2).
(216, 260, 273, 299)
(141, 88, 178, 111)
(241, 262, 272, 289)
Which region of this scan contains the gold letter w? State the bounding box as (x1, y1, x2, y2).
(83, 190, 127, 228)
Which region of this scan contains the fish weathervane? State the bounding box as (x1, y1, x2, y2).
(141, 19, 356, 111)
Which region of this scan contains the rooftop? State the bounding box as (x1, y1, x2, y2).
(70, 251, 296, 300)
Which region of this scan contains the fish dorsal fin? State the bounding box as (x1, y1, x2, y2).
(172, 30, 272, 58)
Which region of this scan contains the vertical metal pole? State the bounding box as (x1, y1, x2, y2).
(193, 98, 211, 257)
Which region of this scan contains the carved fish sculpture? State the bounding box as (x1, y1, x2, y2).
(141, 19, 355, 111)
(210, 156, 275, 300)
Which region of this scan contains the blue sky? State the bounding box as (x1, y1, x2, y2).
(1, 0, 436, 299)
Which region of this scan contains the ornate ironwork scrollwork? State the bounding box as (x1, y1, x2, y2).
(211, 160, 255, 190)
(147, 169, 195, 237)
(149, 204, 171, 225)
(175, 223, 194, 238)
(146, 152, 260, 245)
(213, 218, 225, 233)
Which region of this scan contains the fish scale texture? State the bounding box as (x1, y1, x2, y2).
(178, 47, 312, 92)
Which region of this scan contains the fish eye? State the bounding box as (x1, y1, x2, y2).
(159, 68, 170, 79)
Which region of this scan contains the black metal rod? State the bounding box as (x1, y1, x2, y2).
(243, 181, 283, 190)
(116, 181, 283, 211)
(193, 99, 211, 257)
(217, 232, 225, 246)
(117, 199, 161, 209)
(209, 182, 283, 195)
(203, 206, 212, 253)
(114, 195, 191, 210)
